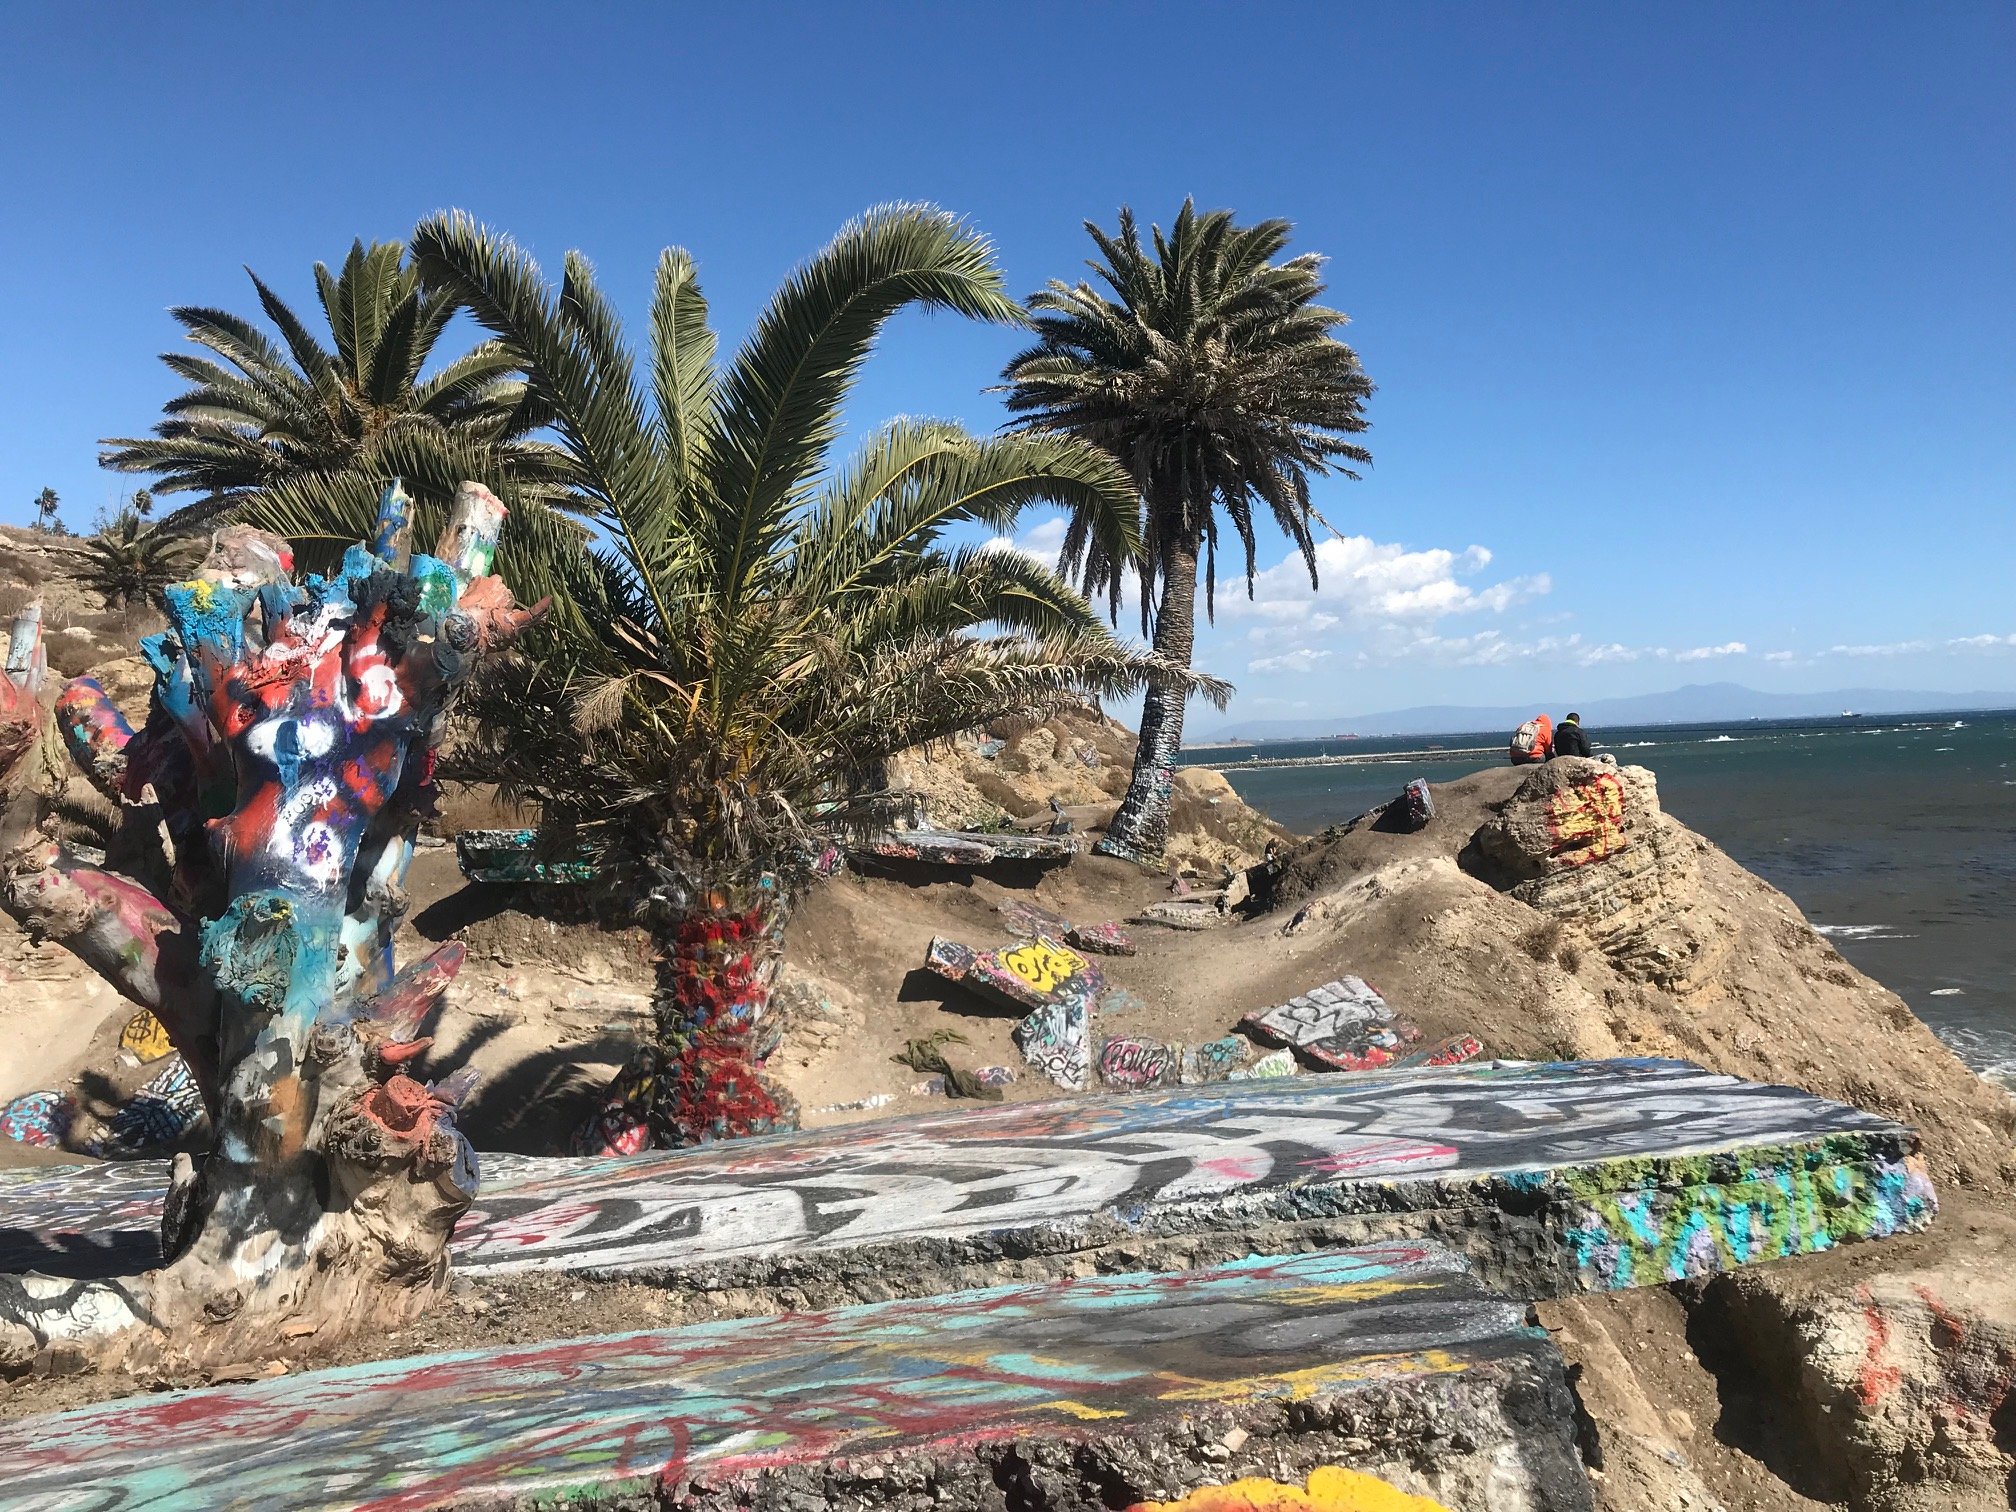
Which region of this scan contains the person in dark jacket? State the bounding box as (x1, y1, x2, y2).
(1551, 712, 1592, 758)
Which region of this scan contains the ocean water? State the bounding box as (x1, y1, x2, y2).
(1190, 711, 2016, 1083)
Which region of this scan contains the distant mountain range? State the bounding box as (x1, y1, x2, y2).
(1187, 682, 2016, 744)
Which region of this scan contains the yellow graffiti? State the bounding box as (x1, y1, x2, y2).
(119, 1010, 174, 1063)
(1000, 939, 1086, 994)
(1130, 1465, 1453, 1511)
(1547, 770, 1627, 866)
(1042, 1398, 1128, 1421)
(1257, 1279, 1433, 1309)
(1158, 1348, 1472, 1405)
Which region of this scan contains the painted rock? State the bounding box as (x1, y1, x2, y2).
(853, 831, 998, 867)
(1014, 998, 1090, 1091)
(1134, 899, 1224, 930)
(118, 1009, 174, 1063)
(923, 934, 1104, 1016)
(1227, 1047, 1298, 1081)
(1097, 1035, 1180, 1090)
(974, 1064, 1017, 1088)
(1244, 977, 1416, 1070)
(1181, 1035, 1249, 1085)
(1066, 920, 1138, 956)
(0, 1090, 73, 1148)
(979, 831, 1079, 861)
(923, 936, 979, 982)
(998, 898, 1071, 939)
(1395, 1034, 1485, 1070)
(1403, 777, 1436, 829)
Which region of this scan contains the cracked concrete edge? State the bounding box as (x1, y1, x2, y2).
(448, 1349, 1595, 1512)
(524, 1134, 1932, 1310)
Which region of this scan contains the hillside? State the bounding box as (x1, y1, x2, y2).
(2, 530, 2013, 1508)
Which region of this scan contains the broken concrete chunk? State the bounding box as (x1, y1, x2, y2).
(922, 934, 1104, 1016)
(1396, 1034, 1485, 1070)
(1013, 997, 1090, 1090)
(0, 1245, 1595, 1510)
(1096, 1035, 1180, 1090)
(997, 898, 1071, 939)
(1243, 976, 1427, 1071)
(1134, 899, 1225, 930)
(1065, 920, 1137, 956)
(1181, 1035, 1249, 1085)
(1227, 1046, 1298, 1080)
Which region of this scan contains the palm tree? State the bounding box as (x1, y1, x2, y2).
(413, 206, 1218, 1153)
(1002, 202, 1374, 860)
(100, 239, 581, 578)
(78, 505, 199, 607)
(31, 487, 63, 534)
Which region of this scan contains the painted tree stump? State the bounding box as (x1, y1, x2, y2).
(0, 480, 542, 1373)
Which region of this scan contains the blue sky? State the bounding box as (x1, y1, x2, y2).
(3, 3, 2010, 723)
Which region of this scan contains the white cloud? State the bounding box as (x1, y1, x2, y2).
(1673, 641, 1747, 662)
(1224, 535, 1550, 633)
(1347, 632, 1757, 671)
(1763, 650, 1797, 663)
(980, 515, 1069, 563)
(1247, 647, 1334, 674)
(1576, 642, 1648, 665)
(1245, 613, 1339, 649)
(1828, 639, 1928, 657)
(1946, 633, 2016, 649)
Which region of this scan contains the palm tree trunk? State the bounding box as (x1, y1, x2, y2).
(575, 882, 800, 1152)
(1097, 540, 1199, 862)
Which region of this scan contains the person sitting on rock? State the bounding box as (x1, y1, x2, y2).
(1551, 712, 1593, 759)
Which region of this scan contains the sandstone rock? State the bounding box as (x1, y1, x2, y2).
(1469, 758, 1729, 991)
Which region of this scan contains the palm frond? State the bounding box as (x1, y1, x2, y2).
(648, 247, 717, 488)
(699, 204, 1023, 608)
(412, 212, 688, 624)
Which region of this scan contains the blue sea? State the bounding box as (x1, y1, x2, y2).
(1188, 710, 2016, 1084)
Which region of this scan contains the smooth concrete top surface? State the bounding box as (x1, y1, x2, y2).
(0, 1242, 1546, 1512)
(1, 1059, 1918, 1283)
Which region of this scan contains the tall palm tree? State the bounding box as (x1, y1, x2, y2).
(31, 487, 63, 533)
(414, 206, 1219, 1152)
(100, 239, 581, 578)
(1002, 202, 1374, 860)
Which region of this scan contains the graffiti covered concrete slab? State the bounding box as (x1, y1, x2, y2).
(0, 1244, 1592, 1511)
(1242, 978, 1426, 1071)
(925, 933, 1107, 1019)
(2, 1063, 1935, 1298)
(454, 828, 600, 884)
(1068, 920, 1139, 955)
(850, 828, 1078, 868)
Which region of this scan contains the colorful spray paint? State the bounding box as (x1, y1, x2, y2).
(0, 1244, 1587, 1510)
(577, 884, 798, 1153)
(0, 480, 545, 1364)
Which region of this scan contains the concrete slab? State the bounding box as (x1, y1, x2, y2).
(850, 829, 1079, 868)
(0, 1244, 1593, 1512)
(3, 1061, 1936, 1301)
(924, 933, 1106, 1017)
(452, 828, 599, 884)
